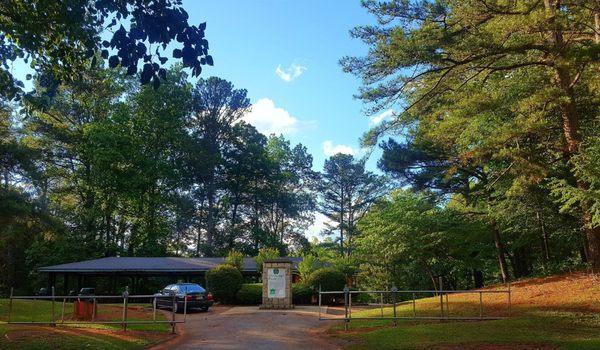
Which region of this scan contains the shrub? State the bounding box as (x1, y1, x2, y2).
(236, 283, 262, 305)
(297, 254, 321, 282)
(292, 283, 314, 304)
(305, 267, 346, 291)
(254, 247, 280, 274)
(225, 249, 244, 272)
(206, 264, 243, 304)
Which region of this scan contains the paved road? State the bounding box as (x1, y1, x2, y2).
(152, 306, 342, 350)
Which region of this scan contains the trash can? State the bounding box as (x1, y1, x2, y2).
(74, 298, 96, 320)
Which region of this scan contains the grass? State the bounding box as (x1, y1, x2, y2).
(0, 299, 173, 350)
(330, 272, 600, 349)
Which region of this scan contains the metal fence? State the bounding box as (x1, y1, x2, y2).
(7, 287, 187, 333)
(318, 281, 511, 330)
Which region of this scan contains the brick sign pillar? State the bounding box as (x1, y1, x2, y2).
(260, 259, 293, 309)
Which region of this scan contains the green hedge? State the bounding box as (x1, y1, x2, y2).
(234, 283, 315, 305)
(206, 264, 243, 304)
(236, 283, 262, 305)
(292, 284, 313, 304)
(304, 267, 346, 291)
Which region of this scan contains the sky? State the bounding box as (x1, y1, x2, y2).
(12, 1, 393, 240)
(181, 1, 388, 239)
(181, 1, 386, 169)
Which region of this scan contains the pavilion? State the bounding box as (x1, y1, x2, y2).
(39, 256, 302, 295)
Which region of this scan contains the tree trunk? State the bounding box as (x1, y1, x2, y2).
(472, 269, 484, 289)
(491, 223, 510, 283)
(536, 211, 550, 261)
(544, 0, 600, 268)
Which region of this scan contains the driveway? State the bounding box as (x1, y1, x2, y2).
(152, 306, 342, 350)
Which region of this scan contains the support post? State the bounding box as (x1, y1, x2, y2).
(91, 296, 96, 322)
(51, 287, 56, 326)
(412, 292, 416, 318)
(380, 292, 384, 317)
(171, 293, 176, 334)
(391, 286, 398, 327)
(153, 296, 157, 322)
(439, 277, 444, 318)
(122, 286, 129, 332)
(343, 285, 349, 331)
(318, 285, 321, 320)
(508, 283, 512, 317)
(183, 292, 188, 322)
(8, 287, 13, 323)
(479, 291, 483, 319)
(61, 297, 66, 324)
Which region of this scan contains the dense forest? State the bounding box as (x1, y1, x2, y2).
(1, 0, 599, 295)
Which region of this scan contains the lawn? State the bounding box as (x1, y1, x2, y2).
(329, 272, 600, 349)
(0, 298, 173, 350)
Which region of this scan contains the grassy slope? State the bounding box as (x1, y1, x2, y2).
(331, 272, 600, 350)
(0, 299, 172, 350)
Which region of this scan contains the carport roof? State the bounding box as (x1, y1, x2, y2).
(39, 256, 302, 273)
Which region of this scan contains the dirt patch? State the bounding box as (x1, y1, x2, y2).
(4, 325, 172, 346)
(433, 343, 558, 350)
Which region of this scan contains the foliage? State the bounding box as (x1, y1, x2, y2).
(206, 264, 243, 304)
(305, 267, 346, 291)
(319, 153, 387, 256)
(235, 283, 262, 305)
(253, 247, 280, 275)
(356, 190, 491, 291)
(0, 0, 212, 100)
(225, 249, 244, 272)
(292, 283, 314, 305)
(342, 0, 600, 275)
(297, 253, 322, 282)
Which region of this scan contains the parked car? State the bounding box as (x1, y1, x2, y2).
(154, 283, 213, 313)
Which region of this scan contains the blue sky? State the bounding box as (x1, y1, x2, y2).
(12, 1, 391, 239)
(182, 0, 386, 172)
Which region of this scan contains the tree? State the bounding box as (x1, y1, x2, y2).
(356, 190, 491, 291)
(343, 1, 600, 267)
(1, 0, 212, 99)
(319, 153, 387, 256)
(188, 77, 251, 256)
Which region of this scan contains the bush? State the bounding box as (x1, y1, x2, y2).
(305, 267, 346, 291)
(225, 249, 244, 272)
(297, 254, 321, 282)
(292, 283, 314, 304)
(236, 283, 262, 305)
(206, 264, 243, 304)
(254, 247, 280, 275)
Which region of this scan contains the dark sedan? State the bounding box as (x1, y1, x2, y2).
(154, 283, 213, 313)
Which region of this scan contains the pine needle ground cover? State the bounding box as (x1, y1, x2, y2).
(330, 272, 600, 350)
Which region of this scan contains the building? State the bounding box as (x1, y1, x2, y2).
(39, 256, 302, 295)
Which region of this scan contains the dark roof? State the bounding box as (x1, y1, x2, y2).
(39, 256, 302, 273)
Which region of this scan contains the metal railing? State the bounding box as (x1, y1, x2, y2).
(7, 287, 188, 333)
(318, 280, 511, 330)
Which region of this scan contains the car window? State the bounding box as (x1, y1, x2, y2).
(178, 284, 205, 293)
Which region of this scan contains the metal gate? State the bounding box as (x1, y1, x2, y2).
(7, 287, 187, 333)
(318, 282, 511, 330)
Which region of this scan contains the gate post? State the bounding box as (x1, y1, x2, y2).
(391, 286, 398, 326)
(343, 285, 349, 331)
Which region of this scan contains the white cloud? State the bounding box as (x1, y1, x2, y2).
(322, 140, 356, 157)
(306, 212, 331, 240)
(275, 63, 307, 82)
(242, 98, 313, 135)
(369, 109, 394, 126)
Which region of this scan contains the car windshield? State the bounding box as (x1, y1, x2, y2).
(177, 284, 205, 293)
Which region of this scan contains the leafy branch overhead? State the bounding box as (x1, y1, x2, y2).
(0, 0, 213, 99)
